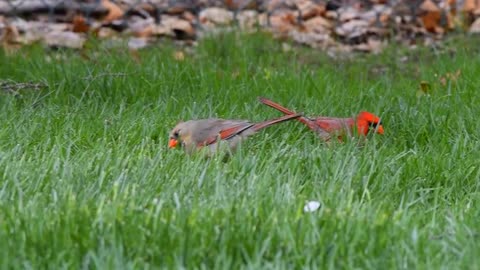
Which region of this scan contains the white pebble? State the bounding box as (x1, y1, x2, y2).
(303, 201, 321, 213)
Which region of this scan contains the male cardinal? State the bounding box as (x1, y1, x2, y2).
(168, 113, 302, 155)
(258, 97, 384, 142)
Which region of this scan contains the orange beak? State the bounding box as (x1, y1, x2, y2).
(169, 138, 178, 148)
(377, 125, 384, 135)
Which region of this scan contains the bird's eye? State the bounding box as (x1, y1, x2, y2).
(369, 120, 383, 128)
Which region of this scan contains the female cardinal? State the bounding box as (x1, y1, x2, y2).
(168, 113, 302, 155)
(258, 97, 384, 142)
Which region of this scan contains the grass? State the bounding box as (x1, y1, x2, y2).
(1, 32, 480, 269)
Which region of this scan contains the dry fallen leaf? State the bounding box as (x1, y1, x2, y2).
(417, 80, 432, 96)
(420, 0, 443, 33)
(439, 69, 461, 86)
(129, 49, 142, 64)
(173, 50, 185, 61)
(72, 15, 89, 33)
(1, 25, 22, 55)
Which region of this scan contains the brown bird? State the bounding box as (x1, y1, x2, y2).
(258, 97, 384, 142)
(169, 113, 302, 155)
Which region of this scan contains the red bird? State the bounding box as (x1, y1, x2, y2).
(258, 97, 384, 142)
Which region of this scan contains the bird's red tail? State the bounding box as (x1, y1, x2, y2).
(258, 97, 317, 130)
(258, 97, 297, 115)
(251, 113, 302, 132)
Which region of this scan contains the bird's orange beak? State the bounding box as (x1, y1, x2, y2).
(377, 125, 384, 135)
(169, 138, 178, 148)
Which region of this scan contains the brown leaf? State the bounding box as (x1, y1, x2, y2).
(173, 51, 185, 61)
(420, 0, 442, 33)
(439, 69, 461, 86)
(129, 49, 142, 64)
(1, 25, 22, 55)
(72, 15, 89, 33)
(102, 0, 124, 24)
(225, 0, 258, 10)
(419, 81, 432, 94)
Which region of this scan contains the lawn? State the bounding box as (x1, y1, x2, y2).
(1, 32, 480, 269)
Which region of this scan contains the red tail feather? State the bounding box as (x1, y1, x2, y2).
(251, 113, 302, 132)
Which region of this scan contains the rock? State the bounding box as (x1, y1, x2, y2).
(290, 29, 333, 47)
(44, 31, 86, 49)
(128, 37, 149, 50)
(101, 0, 124, 23)
(353, 38, 383, 54)
(269, 10, 299, 35)
(303, 16, 332, 33)
(469, 17, 480, 33)
(199, 7, 234, 26)
(128, 16, 155, 37)
(96, 27, 118, 38)
(339, 7, 361, 22)
(160, 15, 195, 39)
(463, 0, 476, 13)
(325, 11, 338, 20)
(11, 19, 69, 44)
(258, 12, 269, 27)
(335, 19, 369, 40)
(296, 0, 326, 20)
(237, 10, 258, 30)
(181, 11, 196, 24)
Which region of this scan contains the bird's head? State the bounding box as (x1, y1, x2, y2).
(356, 111, 384, 136)
(169, 122, 188, 149)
